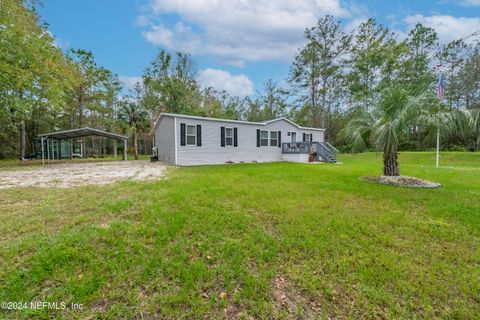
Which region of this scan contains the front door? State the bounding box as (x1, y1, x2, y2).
(291, 132, 296, 142)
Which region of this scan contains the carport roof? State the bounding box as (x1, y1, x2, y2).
(38, 127, 127, 140)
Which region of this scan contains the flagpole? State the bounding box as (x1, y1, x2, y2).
(434, 64, 444, 169)
(436, 127, 439, 169)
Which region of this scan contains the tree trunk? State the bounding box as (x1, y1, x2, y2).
(311, 107, 318, 128)
(383, 151, 400, 176)
(320, 84, 327, 130)
(91, 136, 95, 158)
(326, 101, 332, 141)
(310, 88, 317, 128)
(310, 63, 318, 128)
(102, 138, 106, 157)
(31, 107, 42, 155)
(144, 135, 147, 155)
(320, 107, 325, 130)
(78, 92, 85, 158)
(18, 89, 26, 160)
(133, 129, 139, 160)
(19, 120, 26, 160)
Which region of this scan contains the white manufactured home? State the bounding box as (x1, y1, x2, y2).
(152, 113, 337, 166)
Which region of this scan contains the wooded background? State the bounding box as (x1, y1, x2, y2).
(1, 0, 479, 159)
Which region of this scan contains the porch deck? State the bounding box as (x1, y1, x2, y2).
(281, 142, 337, 163)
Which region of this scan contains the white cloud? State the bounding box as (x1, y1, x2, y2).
(460, 0, 480, 6)
(404, 14, 480, 43)
(119, 76, 142, 90)
(142, 24, 174, 47)
(345, 17, 368, 33)
(140, 0, 352, 65)
(196, 68, 254, 96)
(135, 15, 151, 27)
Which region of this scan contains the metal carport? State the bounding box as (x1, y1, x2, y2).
(38, 128, 128, 165)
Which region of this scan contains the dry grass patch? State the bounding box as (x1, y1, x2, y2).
(0, 160, 168, 189)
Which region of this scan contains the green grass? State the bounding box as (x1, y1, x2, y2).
(0, 152, 479, 319)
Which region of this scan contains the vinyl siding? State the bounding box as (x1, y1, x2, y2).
(265, 119, 324, 143)
(155, 116, 176, 164)
(169, 116, 324, 166)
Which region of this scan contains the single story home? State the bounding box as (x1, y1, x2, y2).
(152, 113, 337, 166)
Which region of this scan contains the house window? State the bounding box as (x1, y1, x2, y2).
(225, 127, 233, 146)
(291, 132, 296, 142)
(304, 133, 311, 142)
(186, 124, 197, 146)
(260, 130, 269, 146)
(270, 131, 278, 146)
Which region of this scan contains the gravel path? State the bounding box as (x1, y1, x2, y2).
(0, 161, 168, 189)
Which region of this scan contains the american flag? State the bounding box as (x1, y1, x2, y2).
(436, 73, 445, 101)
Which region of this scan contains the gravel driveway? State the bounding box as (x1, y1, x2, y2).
(0, 161, 168, 189)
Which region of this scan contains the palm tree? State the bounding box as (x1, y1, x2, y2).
(417, 102, 472, 168)
(118, 100, 149, 160)
(342, 86, 426, 176)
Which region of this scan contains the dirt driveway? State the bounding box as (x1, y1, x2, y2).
(0, 161, 168, 189)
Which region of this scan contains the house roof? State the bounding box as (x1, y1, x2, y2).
(38, 127, 127, 140)
(152, 113, 325, 133)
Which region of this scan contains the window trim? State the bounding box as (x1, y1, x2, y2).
(225, 127, 234, 147)
(270, 131, 278, 147)
(260, 130, 269, 146)
(185, 124, 197, 146)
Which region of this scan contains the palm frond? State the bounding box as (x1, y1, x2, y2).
(339, 107, 372, 152)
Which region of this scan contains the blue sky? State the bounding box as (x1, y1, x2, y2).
(40, 0, 480, 97)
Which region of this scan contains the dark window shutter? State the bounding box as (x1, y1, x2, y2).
(278, 131, 281, 148)
(197, 125, 202, 146)
(180, 123, 186, 146)
(220, 127, 225, 147)
(256, 129, 260, 147)
(234, 128, 238, 147)
(310, 133, 313, 142)
(303, 133, 306, 142)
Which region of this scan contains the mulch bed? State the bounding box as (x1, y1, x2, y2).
(362, 175, 441, 188)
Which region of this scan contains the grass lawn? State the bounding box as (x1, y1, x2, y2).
(0, 152, 479, 319)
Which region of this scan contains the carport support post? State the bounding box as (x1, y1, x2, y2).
(123, 138, 127, 161)
(47, 138, 50, 163)
(113, 139, 117, 159)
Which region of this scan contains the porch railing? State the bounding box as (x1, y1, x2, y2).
(281, 142, 312, 154)
(316, 142, 337, 163)
(281, 141, 337, 163)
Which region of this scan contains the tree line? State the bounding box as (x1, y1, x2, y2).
(1, 0, 121, 159)
(1, 1, 479, 160)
